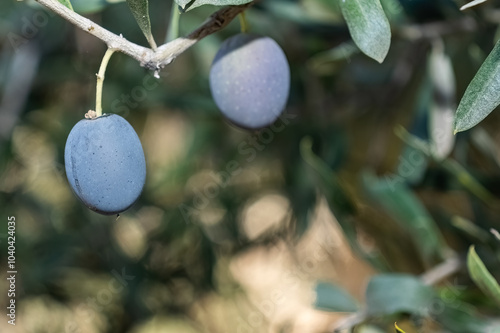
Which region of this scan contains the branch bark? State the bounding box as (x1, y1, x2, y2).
(34, 0, 254, 70)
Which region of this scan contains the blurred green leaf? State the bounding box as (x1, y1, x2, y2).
(441, 158, 495, 205)
(451, 216, 490, 242)
(300, 137, 386, 270)
(395, 73, 432, 185)
(454, 39, 500, 133)
(339, 0, 391, 63)
(366, 274, 434, 316)
(126, 0, 157, 49)
(263, 0, 319, 24)
(308, 42, 360, 75)
(435, 301, 492, 333)
(314, 281, 359, 312)
(467, 245, 500, 306)
(380, 0, 405, 22)
(395, 126, 495, 205)
(175, 0, 252, 12)
(72, 0, 122, 14)
(471, 127, 500, 168)
(428, 41, 455, 160)
(300, 137, 356, 217)
(57, 0, 74, 10)
(362, 171, 446, 263)
(357, 325, 386, 333)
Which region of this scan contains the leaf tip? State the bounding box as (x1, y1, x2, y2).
(395, 322, 406, 333)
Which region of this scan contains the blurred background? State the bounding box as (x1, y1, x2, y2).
(1, 0, 500, 332)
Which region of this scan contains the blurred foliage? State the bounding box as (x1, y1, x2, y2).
(2, 0, 500, 332)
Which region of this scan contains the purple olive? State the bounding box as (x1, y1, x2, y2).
(65, 114, 146, 215)
(210, 33, 290, 129)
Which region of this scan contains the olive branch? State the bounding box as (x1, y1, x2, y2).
(34, 0, 255, 71)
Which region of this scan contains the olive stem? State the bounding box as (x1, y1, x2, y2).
(95, 48, 116, 117)
(238, 12, 249, 33)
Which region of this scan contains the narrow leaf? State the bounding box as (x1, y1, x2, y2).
(126, 0, 157, 49)
(435, 302, 493, 333)
(174, 0, 252, 12)
(366, 274, 434, 316)
(454, 39, 500, 133)
(451, 216, 490, 242)
(394, 323, 407, 333)
(428, 41, 456, 160)
(300, 137, 385, 270)
(58, 0, 74, 10)
(339, 0, 391, 63)
(461, 0, 488, 11)
(467, 245, 500, 306)
(314, 281, 359, 312)
(362, 171, 446, 263)
(71, 0, 106, 14)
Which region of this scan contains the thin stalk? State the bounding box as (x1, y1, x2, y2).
(238, 12, 248, 33)
(95, 48, 116, 117)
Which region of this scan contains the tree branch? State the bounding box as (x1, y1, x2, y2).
(34, 0, 254, 70)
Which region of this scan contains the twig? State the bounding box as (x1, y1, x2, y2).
(420, 255, 463, 286)
(34, 0, 254, 70)
(396, 16, 477, 41)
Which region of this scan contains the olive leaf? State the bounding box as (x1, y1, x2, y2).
(366, 274, 435, 316)
(339, 0, 391, 63)
(454, 39, 500, 133)
(314, 281, 359, 312)
(428, 41, 456, 160)
(362, 171, 446, 264)
(175, 0, 252, 12)
(58, 0, 74, 10)
(460, 0, 488, 11)
(467, 245, 500, 306)
(126, 0, 157, 49)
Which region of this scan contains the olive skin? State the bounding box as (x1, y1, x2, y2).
(64, 114, 146, 215)
(209, 33, 290, 129)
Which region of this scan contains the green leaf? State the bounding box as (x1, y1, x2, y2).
(356, 325, 386, 333)
(58, 0, 74, 10)
(339, 0, 391, 63)
(72, 0, 106, 14)
(394, 126, 495, 205)
(300, 137, 356, 217)
(366, 274, 434, 316)
(71, 0, 124, 14)
(428, 42, 456, 160)
(361, 171, 446, 263)
(451, 216, 490, 242)
(454, 39, 500, 133)
(314, 281, 359, 312)
(126, 0, 157, 49)
(308, 42, 360, 75)
(435, 301, 492, 333)
(174, 0, 253, 12)
(300, 137, 386, 271)
(467, 245, 500, 306)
